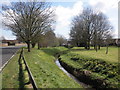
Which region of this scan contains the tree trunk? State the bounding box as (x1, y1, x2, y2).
(87, 43, 90, 50)
(31, 43, 36, 48)
(98, 45, 100, 50)
(85, 45, 87, 49)
(106, 45, 108, 54)
(87, 46, 90, 50)
(95, 45, 98, 52)
(84, 42, 87, 49)
(38, 43, 40, 49)
(27, 40, 30, 52)
(76, 42, 79, 47)
(94, 45, 95, 49)
(87, 40, 90, 50)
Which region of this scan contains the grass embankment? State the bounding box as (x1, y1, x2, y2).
(71, 46, 118, 63)
(24, 47, 82, 88)
(2, 50, 20, 88)
(60, 47, 119, 88)
(2, 49, 32, 89)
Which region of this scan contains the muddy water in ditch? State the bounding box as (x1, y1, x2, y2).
(55, 60, 93, 89)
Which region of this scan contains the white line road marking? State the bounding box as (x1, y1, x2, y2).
(0, 49, 19, 72)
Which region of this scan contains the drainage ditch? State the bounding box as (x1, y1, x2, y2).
(55, 60, 93, 89)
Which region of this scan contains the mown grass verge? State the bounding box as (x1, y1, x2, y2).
(2, 50, 20, 88)
(24, 47, 83, 88)
(60, 50, 119, 88)
(2, 49, 32, 89)
(71, 46, 118, 63)
(19, 51, 33, 89)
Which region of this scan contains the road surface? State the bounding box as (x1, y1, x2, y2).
(0, 45, 26, 70)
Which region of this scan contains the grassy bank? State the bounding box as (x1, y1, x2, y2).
(2, 50, 20, 88)
(23, 47, 82, 88)
(2, 46, 118, 88)
(60, 46, 119, 88)
(71, 46, 118, 63)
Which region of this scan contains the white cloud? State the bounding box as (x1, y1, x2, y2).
(108, 17, 118, 38)
(72, 0, 83, 16)
(1, 0, 11, 6)
(0, 0, 119, 39)
(0, 7, 18, 39)
(112, 29, 118, 38)
(89, 0, 119, 10)
(54, 0, 119, 39)
(54, 1, 83, 39)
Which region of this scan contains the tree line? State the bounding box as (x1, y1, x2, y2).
(2, 1, 114, 53)
(2, 1, 67, 52)
(70, 8, 113, 52)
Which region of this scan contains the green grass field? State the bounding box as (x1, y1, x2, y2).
(2, 51, 20, 88)
(71, 46, 119, 63)
(2, 47, 82, 88)
(60, 46, 119, 88)
(24, 47, 82, 88)
(2, 46, 119, 88)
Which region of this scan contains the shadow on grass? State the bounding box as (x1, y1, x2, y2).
(41, 47, 69, 58)
(40, 47, 96, 60)
(71, 48, 95, 51)
(41, 48, 61, 56)
(18, 60, 24, 88)
(40, 47, 95, 58)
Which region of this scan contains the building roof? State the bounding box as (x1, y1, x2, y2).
(2, 40, 18, 43)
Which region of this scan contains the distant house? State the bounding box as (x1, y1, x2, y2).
(110, 38, 120, 46)
(2, 40, 18, 46)
(115, 39, 120, 46)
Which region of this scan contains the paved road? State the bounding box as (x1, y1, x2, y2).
(0, 46, 26, 70)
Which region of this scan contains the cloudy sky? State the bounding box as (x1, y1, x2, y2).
(0, 0, 119, 40)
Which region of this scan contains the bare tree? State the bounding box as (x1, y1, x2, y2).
(91, 12, 113, 51)
(2, 1, 55, 52)
(44, 30, 58, 47)
(57, 35, 67, 46)
(70, 8, 113, 51)
(38, 29, 58, 48)
(104, 32, 113, 54)
(70, 15, 86, 47)
(70, 8, 94, 49)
